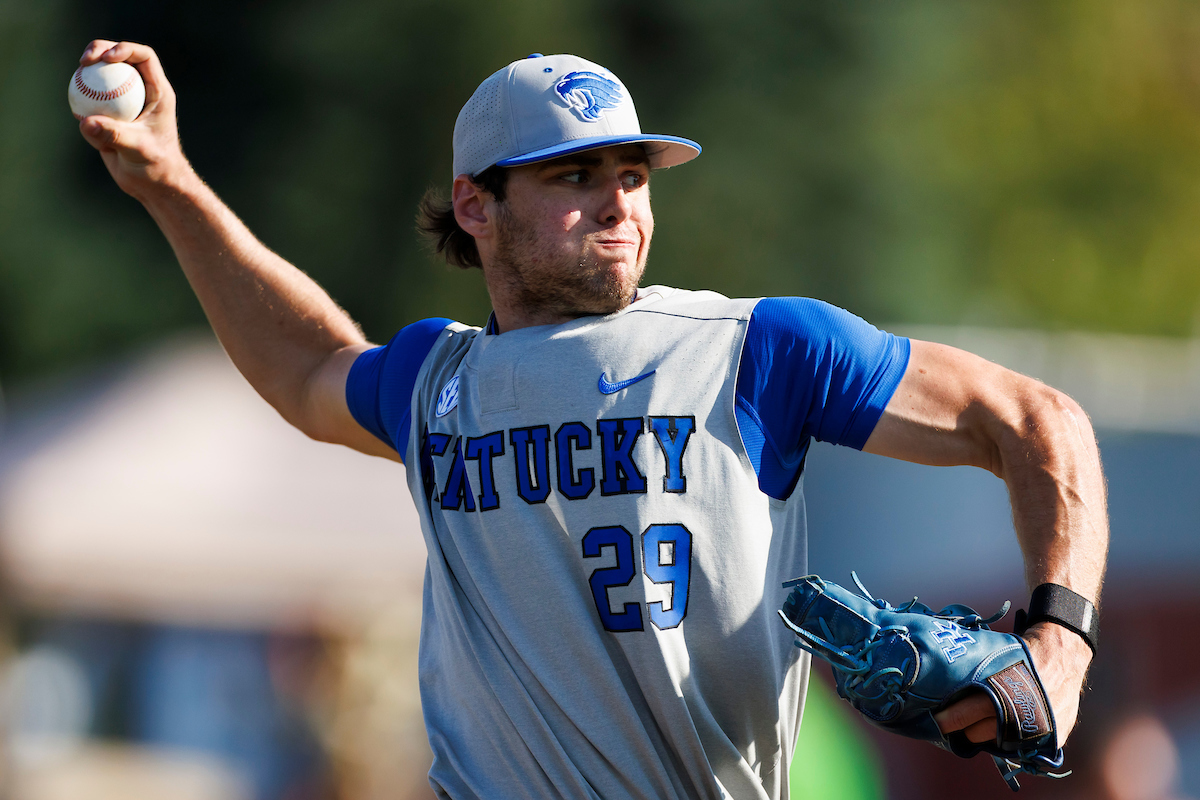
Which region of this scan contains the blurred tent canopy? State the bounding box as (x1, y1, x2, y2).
(0, 335, 426, 630)
(4, 0, 1200, 384)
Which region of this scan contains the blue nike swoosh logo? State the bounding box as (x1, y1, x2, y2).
(598, 369, 656, 395)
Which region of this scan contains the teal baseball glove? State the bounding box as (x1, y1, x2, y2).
(778, 573, 1069, 791)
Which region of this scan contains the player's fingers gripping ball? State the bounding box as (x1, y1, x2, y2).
(69, 61, 145, 122)
(778, 573, 1067, 791)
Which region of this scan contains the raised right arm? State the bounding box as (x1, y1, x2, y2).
(76, 40, 397, 461)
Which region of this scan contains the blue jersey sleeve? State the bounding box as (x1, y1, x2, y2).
(345, 318, 452, 462)
(735, 298, 910, 499)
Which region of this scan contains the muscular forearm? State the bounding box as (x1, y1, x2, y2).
(990, 381, 1107, 734)
(993, 386, 1108, 604)
(139, 168, 366, 430)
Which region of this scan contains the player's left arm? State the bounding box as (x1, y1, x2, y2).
(862, 339, 1108, 747)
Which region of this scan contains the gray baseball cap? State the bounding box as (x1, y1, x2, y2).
(452, 53, 701, 179)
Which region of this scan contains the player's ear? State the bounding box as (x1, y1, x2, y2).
(452, 174, 492, 240)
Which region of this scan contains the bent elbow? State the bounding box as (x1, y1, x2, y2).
(995, 382, 1096, 468)
(1038, 386, 1094, 442)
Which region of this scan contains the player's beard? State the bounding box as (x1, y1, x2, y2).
(489, 203, 646, 320)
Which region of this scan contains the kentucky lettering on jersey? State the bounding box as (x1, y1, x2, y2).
(422, 416, 696, 509)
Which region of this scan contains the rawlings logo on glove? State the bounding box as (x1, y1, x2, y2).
(778, 573, 1069, 791)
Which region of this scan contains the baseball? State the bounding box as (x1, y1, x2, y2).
(68, 61, 145, 122)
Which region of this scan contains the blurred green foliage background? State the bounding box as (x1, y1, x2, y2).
(4, 0, 1200, 383)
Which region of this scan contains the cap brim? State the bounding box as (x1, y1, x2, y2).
(494, 134, 701, 171)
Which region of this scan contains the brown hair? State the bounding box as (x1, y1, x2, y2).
(416, 166, 509, 269)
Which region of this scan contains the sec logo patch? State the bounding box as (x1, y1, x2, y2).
(436, 376, 460, 417)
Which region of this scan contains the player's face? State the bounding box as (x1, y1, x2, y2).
(489, 145, 653, 320)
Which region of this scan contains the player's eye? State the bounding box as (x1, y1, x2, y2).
(560, 170, 587, 184)
(622, 172, 647, 190)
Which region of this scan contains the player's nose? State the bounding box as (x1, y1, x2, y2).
(596, 176, 634, 225)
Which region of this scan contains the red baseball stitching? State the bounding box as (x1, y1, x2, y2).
(73, 66, 137, 102)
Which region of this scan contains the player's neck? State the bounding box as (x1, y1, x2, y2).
(488, 289, 641, 334)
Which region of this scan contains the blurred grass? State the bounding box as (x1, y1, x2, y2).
(790, 675, 883, 799)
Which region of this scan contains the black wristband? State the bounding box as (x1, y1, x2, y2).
(1013, 583, 1099, 656)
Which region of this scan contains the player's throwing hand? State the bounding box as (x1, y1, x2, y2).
(75, 40, 190, 199)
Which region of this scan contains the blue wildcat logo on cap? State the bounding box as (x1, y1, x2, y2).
(554, 71, 625, 122)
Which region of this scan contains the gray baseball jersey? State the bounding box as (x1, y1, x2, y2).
(346, 286, 910, 799)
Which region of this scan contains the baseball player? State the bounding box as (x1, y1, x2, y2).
(77, 40, 1107, 799)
